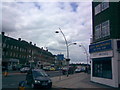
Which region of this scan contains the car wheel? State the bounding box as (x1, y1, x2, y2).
(47, 83, 52, 88)
(31, 83, 35, 88)
(48, 85, 52, 88)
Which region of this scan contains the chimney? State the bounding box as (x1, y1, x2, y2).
(2, 32, 5, 36)
(18, 38, 21, 41)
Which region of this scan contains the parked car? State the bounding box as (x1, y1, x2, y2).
(20, 67, 30, 73)
(75, 67, 86, 73)
(50, 67, 55, 71)
(43, 66, 51, 71)
(75, 68, 82, 73)
(62, 67, 68, 75)
(26, 69, 52, 88)
(62, 66, 75, 75)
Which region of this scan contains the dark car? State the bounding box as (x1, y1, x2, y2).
(26, 69, 52, 88)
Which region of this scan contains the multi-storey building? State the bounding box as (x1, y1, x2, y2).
(89, 0, 120, 87)
(1, 32, 55, 70)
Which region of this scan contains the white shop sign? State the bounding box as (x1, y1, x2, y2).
(90, 50, 113, 58)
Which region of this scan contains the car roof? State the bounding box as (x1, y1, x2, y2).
(32, 69, 44, 72)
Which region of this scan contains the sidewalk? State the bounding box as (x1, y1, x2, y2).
(51, 72, 112, 88)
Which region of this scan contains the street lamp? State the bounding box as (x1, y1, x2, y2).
(68, 43, 77, 46)
(79, 44, 89, 73)
(55, 28, 77, 77)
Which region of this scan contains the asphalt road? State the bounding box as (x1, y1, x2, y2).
(2, 70, 62, 89)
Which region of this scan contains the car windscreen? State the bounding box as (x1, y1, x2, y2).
(33, 71, 48, 77)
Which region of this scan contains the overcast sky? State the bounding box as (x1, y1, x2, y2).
(2, 0, 92, 64)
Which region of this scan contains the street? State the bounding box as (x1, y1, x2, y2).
(2, 70, 62, 89)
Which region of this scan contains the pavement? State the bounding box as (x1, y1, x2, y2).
(51, 72, 113, 89)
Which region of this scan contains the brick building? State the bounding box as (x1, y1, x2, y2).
(1, 32, 55, 70)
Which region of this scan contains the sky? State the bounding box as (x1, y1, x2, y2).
(1, 0, 92, 64)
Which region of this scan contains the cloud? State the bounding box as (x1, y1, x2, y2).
(2, 1, 92, 63)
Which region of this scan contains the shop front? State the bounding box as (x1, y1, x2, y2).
(89, 39, 119, 87)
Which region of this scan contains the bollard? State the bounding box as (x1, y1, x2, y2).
(19, 86, 25, 90)
(18, 81, 26, 90)
(4, 71, 8, 77)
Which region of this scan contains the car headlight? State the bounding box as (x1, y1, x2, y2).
(48, 80, 52, 83)
(35, 80, 41, 83)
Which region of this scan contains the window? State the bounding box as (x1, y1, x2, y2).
(3, 43, 6, 48)
(94, 0, 109, 15)
(20, 48, 22, 52)
(95, 24, 101, 40)
(10, 53, 12, 56)
(14, 46, 16, 49)
(7, 45, 9, 48)
(17, 47, 19, 50)
(101, 0, 109, 11)
(93, 57, 112, 79)
(6, 52, 8, 56)
(94, 20, 110, 40)
(102, 20, 110, 37)
(95, 4, 101, 15)
(11, 45, 13, 49)
(13, 53, 15, 57)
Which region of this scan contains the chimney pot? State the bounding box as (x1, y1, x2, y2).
(18, 38, 21, 41)
(30, 42, 32, 44)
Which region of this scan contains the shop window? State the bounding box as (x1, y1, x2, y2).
(93, 57, 112, 79)
(117, 40, 120, 52)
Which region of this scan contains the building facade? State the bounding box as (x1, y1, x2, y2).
(1, 32, 55, 70)
(89, 0, 120, 87)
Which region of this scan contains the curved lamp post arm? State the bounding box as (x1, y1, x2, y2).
(59, 28, 69, 59)
(68, 43, 77, 47)
(79, 44, 89, 65)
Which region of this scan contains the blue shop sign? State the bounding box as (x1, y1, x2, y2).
(57, 54, 64, 60)
(89, 40, 112, 53)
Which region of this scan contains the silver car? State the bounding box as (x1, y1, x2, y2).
(20, 67, 30, 73)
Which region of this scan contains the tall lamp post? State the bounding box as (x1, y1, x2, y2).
(55, 28, 76, 77)
(79, 44, 89, 73)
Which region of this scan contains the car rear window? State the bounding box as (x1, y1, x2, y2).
(33, 70, 48, 77)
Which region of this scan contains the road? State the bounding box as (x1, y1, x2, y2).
(2, 70, 62, 89)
